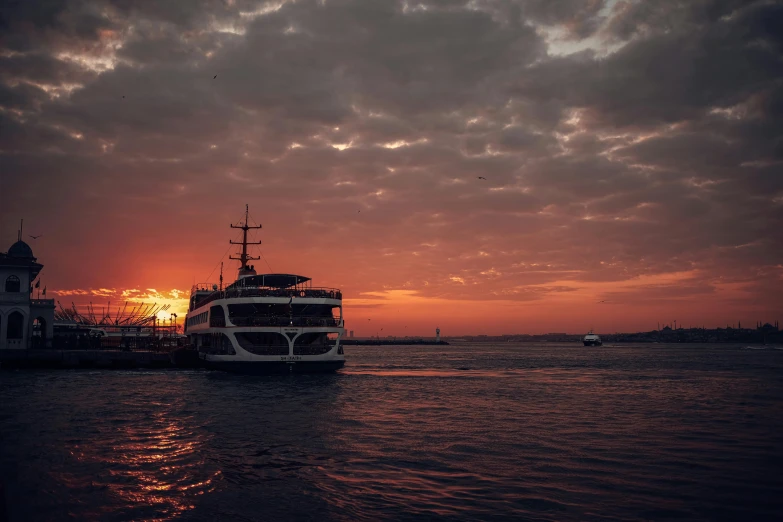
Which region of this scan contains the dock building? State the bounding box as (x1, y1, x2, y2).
(0, 232, 55, 349)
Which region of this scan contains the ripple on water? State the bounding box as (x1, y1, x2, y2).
(62, 403, 221, 521)
(1, 345, 783, 521)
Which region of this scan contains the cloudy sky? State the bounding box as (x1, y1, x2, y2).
(1, 0, 781, 335)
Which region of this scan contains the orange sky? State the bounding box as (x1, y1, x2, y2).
(4, 216, 779, 336)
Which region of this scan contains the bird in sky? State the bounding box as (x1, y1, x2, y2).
(213, 75, 217, 79)
(597, 300, 606, 303)
(122, 95, 125, 98)
(29, 234, 42, 239)
(477, 176, 487, 180)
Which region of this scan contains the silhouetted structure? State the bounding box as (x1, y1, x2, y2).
(0, 223, 55, 349)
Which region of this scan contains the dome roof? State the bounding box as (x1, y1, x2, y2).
(8, 240, 34, 259)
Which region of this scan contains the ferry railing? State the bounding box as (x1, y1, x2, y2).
(227, 316, 341, 327)
(192, 287, 343, 310)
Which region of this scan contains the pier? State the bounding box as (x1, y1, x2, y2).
(0, 349, 177, 369)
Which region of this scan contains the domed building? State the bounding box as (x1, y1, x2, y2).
(0, 227, 55, 349)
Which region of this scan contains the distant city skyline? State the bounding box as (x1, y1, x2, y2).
(2, 1, 782, 336)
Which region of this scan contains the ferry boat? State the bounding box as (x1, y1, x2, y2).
(583, 330, 602, 346)
(184, 206, 345, 374)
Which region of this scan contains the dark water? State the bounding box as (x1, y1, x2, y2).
(2, 343, 783, 521)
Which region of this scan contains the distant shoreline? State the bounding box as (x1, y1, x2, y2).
(438, 326, 781, 344)
(340, 340, 449, 346)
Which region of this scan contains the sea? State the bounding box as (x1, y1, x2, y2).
(1, 343, 782, 522)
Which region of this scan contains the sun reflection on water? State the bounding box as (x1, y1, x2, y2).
(66, 401, 220, 521)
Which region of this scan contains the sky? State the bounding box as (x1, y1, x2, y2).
(1, 0, 782, 336)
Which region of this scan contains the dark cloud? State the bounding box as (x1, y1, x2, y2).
(521, 0, 606, 38)
(0, 0, 116, 52)
(1, 0, 781, 324)
(521, 1, 783, 128)
(0, 53, 93, 85)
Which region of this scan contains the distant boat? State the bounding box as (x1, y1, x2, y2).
(583, 331, 602, 346)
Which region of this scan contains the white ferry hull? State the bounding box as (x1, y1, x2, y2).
(201, 356, 344, 374)
(190, 326, 346, 374)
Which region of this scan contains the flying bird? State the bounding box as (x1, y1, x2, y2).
(213, 75, 217, 79)
(597, 300, 606, 303)
(29, 235, 42, 239)
(477, 176, 487, 180)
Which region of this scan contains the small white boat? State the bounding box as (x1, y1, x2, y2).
(583, 331, 602, 346)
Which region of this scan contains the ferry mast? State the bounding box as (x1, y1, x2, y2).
(230, 204, 262, 278)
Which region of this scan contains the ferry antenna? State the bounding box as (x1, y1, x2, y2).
(229, 204, 262, 272)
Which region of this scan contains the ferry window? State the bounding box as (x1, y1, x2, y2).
(210, 306, 225, 327)
(221, 334, 236, 355)
(5, 275, 21, 293)
(235, 332, 289, 356)
(293, 332, 334, 355)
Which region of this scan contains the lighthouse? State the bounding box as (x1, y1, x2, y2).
(436, 327, 440, 343)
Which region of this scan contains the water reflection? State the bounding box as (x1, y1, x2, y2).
(66, 396, 219, 522)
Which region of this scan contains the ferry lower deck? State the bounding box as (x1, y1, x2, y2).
(189, 325, 345, 374)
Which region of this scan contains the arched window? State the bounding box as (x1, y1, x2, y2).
(7, 311, 24, 339)
(33, 317, 47, 338)
(32, 317, 47, 348)
(5, 275, 21, 292)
